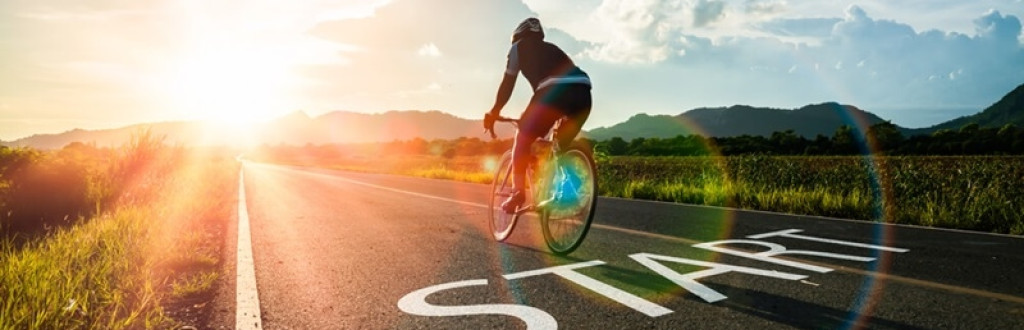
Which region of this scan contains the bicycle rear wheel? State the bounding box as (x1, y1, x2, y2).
(488, 151, 518, 241)
(540, 146, 597, 255)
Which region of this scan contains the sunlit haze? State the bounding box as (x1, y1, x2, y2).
(2, 0, 1022, 140)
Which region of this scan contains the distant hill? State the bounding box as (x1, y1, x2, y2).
(908, 83, 1024, 135)
(586, 103, 892, 141)
(0, 121, 206, 150)
(587, 83, 1024, 141)
(1, 110, 514, 149)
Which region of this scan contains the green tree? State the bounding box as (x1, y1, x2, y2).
(959, 123, 980, 135)
(606, 137, 628, 155)
(770, 129, 803, 154)
(627, 137, 646, 155)
(867, 121, 904, 154)
(831, 125, 859, 155)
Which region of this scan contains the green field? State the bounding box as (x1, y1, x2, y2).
(599, 156, 1024, 234)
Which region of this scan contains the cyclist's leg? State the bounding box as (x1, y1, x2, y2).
(552, 84, 593, 150)
(506, 97, 562, 211)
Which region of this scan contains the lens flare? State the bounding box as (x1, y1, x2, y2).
(826, 103, 900, 329)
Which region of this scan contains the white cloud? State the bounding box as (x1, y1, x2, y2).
(974, 9, 1022, 41)
(580, 0, 684, 63)
(417, 43, 442, 57)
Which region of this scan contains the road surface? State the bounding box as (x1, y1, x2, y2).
(203, 162, 1024, 329)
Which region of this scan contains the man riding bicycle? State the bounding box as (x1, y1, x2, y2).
(483, 17, 593, 214)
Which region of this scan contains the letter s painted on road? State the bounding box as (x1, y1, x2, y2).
(397, 279, 557, 330)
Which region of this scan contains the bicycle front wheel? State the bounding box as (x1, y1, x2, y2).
(488, 151, 518, 241)
(540, 146, 597, 255)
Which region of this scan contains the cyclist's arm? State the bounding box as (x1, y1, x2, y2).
(490, 44, 520, 115)
(490, 73, 516, 115)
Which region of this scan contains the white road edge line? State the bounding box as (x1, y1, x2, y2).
(236, 170, 263, 329)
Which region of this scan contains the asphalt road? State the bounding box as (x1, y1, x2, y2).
(205, 162, 1024, 329)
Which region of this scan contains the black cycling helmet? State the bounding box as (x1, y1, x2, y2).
(512, 17, 544, 43)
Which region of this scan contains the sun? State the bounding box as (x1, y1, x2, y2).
(165, 46, 295, 126)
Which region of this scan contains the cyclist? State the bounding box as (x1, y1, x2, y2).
(483, 17, 592, 214)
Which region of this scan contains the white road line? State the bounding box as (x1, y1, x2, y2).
(236, 170, 263, 329)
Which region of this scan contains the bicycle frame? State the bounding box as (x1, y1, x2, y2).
(493, 116, 563, 214)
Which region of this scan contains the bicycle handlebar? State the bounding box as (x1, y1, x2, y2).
(485, 115, 518, 139)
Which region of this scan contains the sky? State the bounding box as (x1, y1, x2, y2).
(1, 0, 1023, 141)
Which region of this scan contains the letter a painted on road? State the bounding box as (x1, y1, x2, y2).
(629, 253, 808, 303)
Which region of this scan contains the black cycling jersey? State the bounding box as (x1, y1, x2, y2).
(505, 39, 591, 91)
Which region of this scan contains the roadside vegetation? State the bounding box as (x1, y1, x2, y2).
(599, 155, 1023, 234)
(1, 131, 237, 329)
(249, 122, 1023, 235)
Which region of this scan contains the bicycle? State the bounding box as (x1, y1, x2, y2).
(487, 116, 597, 255)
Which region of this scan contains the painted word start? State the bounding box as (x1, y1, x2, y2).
(397, 229, 909, 329)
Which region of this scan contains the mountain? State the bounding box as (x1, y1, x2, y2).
(908, 83, 1024, 135)
(586, 83, 1024, 141)
(1, 110, 513, 149)
(0, 121, 204, 150)
(586, 103, 890, 141)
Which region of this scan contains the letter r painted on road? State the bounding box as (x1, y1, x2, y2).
(692, 239, 875, 273)
(397, 279, 557, 330)
(504, 260, 674, 317)
(628, 253, 807, 303)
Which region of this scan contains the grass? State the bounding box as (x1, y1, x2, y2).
(406, 167, 493, 183)
(171, 271, 219, 298)
(1, 138, 239, 329)
(0, 208, 165, 329)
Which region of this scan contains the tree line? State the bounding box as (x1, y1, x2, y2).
(594, 122, 1024, 156)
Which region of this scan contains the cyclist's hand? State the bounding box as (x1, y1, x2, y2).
(483, 112, 497, 139)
